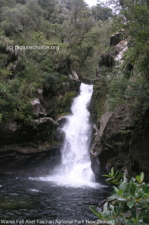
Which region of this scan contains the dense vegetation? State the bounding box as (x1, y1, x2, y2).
(0, 0, 114, 122)
(91, 0, 149, 123)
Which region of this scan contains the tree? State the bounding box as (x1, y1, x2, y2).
(119, 0, 149, 78)
(92, 4, 113, 21)
(0, 0, 16, 22)
(37, 0, 58, 21)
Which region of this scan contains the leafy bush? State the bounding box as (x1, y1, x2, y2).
(90, 169, 149, 225)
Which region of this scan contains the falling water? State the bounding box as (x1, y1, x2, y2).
(0, 84, 108, 221)
(39, 83, 99, 187)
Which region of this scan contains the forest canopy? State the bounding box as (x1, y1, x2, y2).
(0, 0, 114, 122)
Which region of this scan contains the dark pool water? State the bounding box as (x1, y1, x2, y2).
(0, 175, 111, 225)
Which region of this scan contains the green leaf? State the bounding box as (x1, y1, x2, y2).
(142, 185, 149, 194)
(140, 172, 145, 183)
(103, 175, 112, 178)
(127, 200, 135, 209)
(118, 189, 124, 196)
(130, 183, 137, 195)
(89, 206, 103, 219)
(119, 181, 127, 191)
(105, 178, 113, 181)
(136, 172, 144, 184)
(111, 167, 114, 176)
(107, 193, 119, 201)
(113, 186, 119, 194)
(103, 202, 108, 211)
(109, 204, 115, 211)
(117, 197, 127, 201)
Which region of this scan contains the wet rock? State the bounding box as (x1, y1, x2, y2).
(115, 40, 128, 61)
(69, 70, 79, 81)
(0, 117, 59, 152)
(110, 33, 121, 46)
(71, 70, 79, 80)
(0, 115, 62, 174)
(33, 117, 58, 126)
(99, 112, 113, 137)
(8, 122, 18, 132)
(31, 98, 46, 116)
(0, 146, 61, 176)
(91, 105, 134, 178)
(91, 101, 149, 181)
(56, 116, 67, 127)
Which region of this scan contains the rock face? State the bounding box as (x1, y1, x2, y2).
(69, 69, 80, 81)
(91, 34, 149, 182)
(0, 146, 61, 175)
(115, 40, 128, 62)
(98, 39, 128, 69)
(91, 104, 149, 182)
(129, 109, 149, 181)
(91, 105, 134, 179)
(0, 117, 60, 152)
(0, 117, 62, 175)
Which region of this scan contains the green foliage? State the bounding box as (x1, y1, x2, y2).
(0, 0, 116, 123)
(61, 91, 76, 111)
(107, 76, 128, 111)
(92, 4, 113, 21)
(103, 167, 123, 185)
(43, 72, 59, 96)
(95, 0, 149, 115)
(0, 79, 36, 121)
(90, 170, 149, 225)
(119, 0, 149, 78)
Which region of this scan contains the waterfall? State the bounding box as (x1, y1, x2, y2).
(39, 83, 98, 187)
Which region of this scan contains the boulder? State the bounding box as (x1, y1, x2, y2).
(31, 98, 46, 116)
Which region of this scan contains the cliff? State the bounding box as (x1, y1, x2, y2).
(90, 33, 149, 182)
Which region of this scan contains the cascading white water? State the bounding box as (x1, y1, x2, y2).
(39, 83, 99, 187)
(59, 83, 94, 182)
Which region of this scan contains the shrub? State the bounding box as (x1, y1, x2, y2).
(90, 169, 149, 225)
